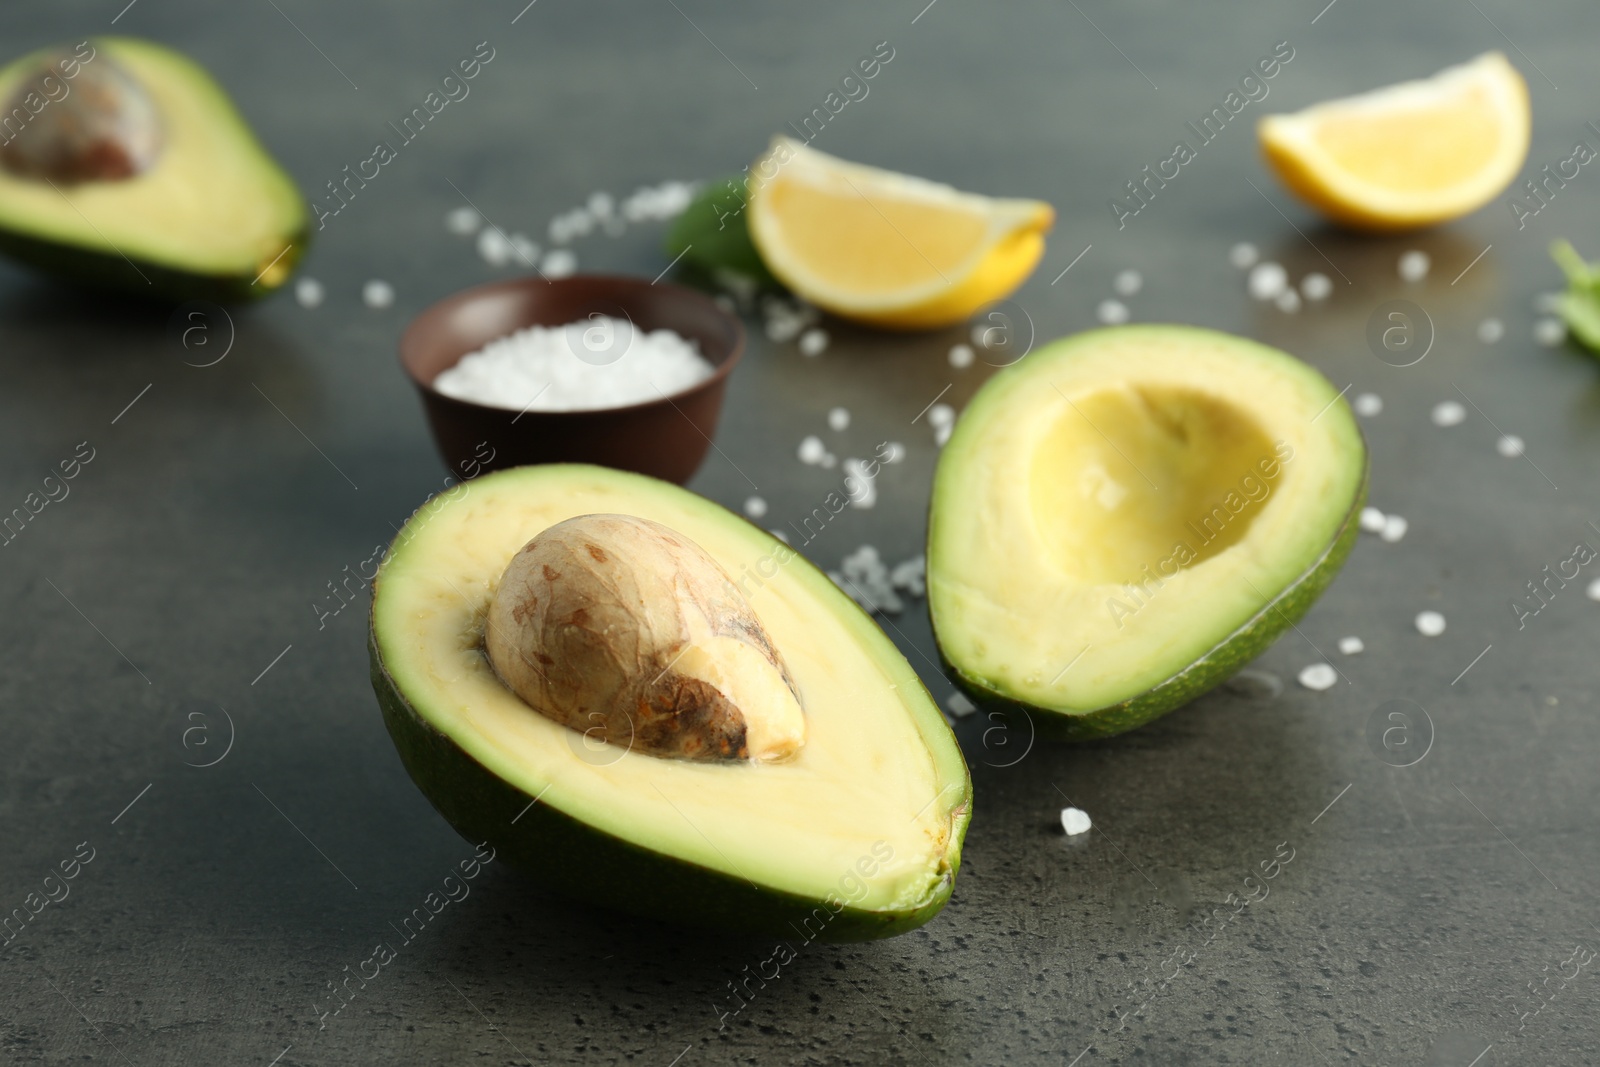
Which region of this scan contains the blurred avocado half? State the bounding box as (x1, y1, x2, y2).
(0, 37, 307, 302)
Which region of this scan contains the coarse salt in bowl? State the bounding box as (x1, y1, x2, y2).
(399, 275, 744, 485)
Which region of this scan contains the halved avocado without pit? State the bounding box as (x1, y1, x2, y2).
(0, 38, 306, 302)
(928, 325, 1367, 740)
(370, 464, 971, 941)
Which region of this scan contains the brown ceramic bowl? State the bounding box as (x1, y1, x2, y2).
(399, 274, 744, 484)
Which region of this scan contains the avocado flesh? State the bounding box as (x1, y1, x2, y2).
(0, 38, 306, 301)
(929, 325, 1366, 738)
(370, 464, 971, 940)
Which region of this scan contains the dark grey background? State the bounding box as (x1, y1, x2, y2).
(2, 1, 1598, 1064)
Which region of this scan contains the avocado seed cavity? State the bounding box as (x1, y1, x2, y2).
(485, 514, 807, 763)
(0, 52, 164, 183)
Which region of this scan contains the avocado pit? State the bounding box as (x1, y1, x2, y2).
(0, 51, 164, 183)
(485, 513, 806, 762)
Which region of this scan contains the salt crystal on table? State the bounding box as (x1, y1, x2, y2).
(1114, 269, 1143, 297)
(295, 278, 324, 308)
(446, 206, 480, 235)
(1354, 393, 1382, 417)
(798, 328, 829, 357)
(743, 496, 767, 519)
(1248, 262, 1287, 300)
(1380, 515, 1407, 543)
(1398, 250, 1430, 282)
(798, 435, 826, 464)
(949, 344, 975, 369)
(1415, 611, 1446, 636)
(828, 406, 850, 431)
(1229, 242, 1259, 269)
(363, 280, 394, 308)
(1431, 401, 1466, 427)
(1360, 506, 1386, 533)
(1096, 299, 1129, 325)
(1298, 663, 1337, 690)
(1338, 636, 1364, 655)
(1060, 807, 1092, 836)
(1301, 273, 1332, 301)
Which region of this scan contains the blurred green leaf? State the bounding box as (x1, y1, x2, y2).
(663, 176, 781, 288)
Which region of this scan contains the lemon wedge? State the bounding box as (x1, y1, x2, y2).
(747, 137, 1054, 329)
(1257, 52, 1530, 231)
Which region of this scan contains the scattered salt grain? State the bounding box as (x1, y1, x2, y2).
(1247, 261, 1288, 301)
(838, 545, 902, 613)
(446, 206, 480, 235)
(1414, 610, 1446, 637)
(890, 555, 926, 596)
(770, 530, 789, 544)
(1534, 317, 1566, 346)
(946, 691, 977, 718)
(842, 457, 877, 509)
(1275, 288, 1302, 314)
(1060, 807, 1092, 836)
(1430, 400, 1466, 427)
(1477, 317, 1504, 344)
(881, 441, 906, 464)
(1338, 636, 1365, 655)
(1353, 393, 1382, 417)
(432, 318, 713, 412)
(362, 280, 394, 309)
(1096, 298, 1130, 325)
(1301, 272, 1333, 301)
(294, 277, 324, 309)
(828, 406, 850, 431)
(1114, 269, 1143, 297)
(798, 328, 829, 357)
(1298, 663, 1338, 691)
(1229, 242, 1259, 270)
(928, 403, 955, 428)
(798, 435, 826, 465)
(1398, 250, 1430, 282)
(1496, 434, 1525, 457)
(765, 315, 803, 343)
(1359, 506, 1386, 533)
(743, 496, 768, 519)
(1587, 577, 1600, 602)
(477, 227, 513, 266)
(540, 249, 578, 279)
(586, 191, 614, 219)
(934, 423, 953, 447)
(948, 343, 975, 369)
(1379, 514, 1408, 543)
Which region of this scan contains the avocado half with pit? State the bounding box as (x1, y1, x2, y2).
(928, 325, 1367, 740)
(369, 464, 972, 941)
(0, 38, 306, 301)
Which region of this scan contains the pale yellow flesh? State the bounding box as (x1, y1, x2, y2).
(929, 327, 1363, 712)
(674, 637, 806, 761)
(375, 468, 955, 913)
(747, 136, 1053, 321)
(0, 38, 304, 276)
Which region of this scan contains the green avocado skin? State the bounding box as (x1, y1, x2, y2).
(945, 458, 1368, 741)
(369, 628, 970, 943)
(0, 222, 309, 304)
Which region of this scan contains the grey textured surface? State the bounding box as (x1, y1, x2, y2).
(2, 1, 1599, 1064)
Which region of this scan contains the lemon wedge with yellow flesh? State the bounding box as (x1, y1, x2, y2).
(1257, 52, 1530, 231)
(747, 137, 1054, 329)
